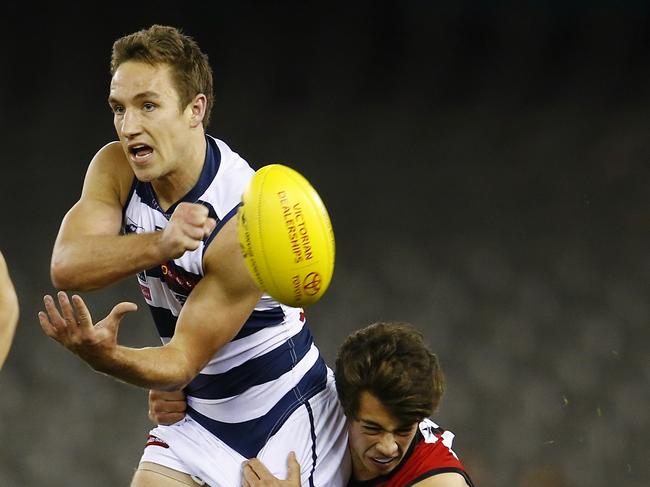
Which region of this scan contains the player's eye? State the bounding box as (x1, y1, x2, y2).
(143, 102, 156, 112)
(363, 427, 381, 435)
(112, 105, 125, 115)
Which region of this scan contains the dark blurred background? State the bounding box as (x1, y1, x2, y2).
(0, 1, 648, 486)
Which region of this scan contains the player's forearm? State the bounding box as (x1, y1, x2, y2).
(93, 344, 197, 391)
(51, 232, 168, 291)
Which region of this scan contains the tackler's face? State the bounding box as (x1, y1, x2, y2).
(348, 391, 419, 481)
(108, 61, 193, 182)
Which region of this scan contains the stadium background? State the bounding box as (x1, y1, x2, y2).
(1, 1, 648, 486)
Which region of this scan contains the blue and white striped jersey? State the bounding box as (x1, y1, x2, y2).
(123, 135, 328, 458)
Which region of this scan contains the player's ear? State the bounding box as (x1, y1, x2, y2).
(188, 94, 207, 127)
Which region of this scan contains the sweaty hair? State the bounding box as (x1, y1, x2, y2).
(110, 24, 214, 128)
(335, 322, 445, 425)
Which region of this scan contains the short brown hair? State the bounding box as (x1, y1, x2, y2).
(335, 322, 445, 425)
(110, 24, 214, 128)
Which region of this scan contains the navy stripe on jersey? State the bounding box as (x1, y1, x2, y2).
(149, 305, 176, 339)
(185, 323, 313, 399)
(187, 356, 328, 459)
(122, 178, 138, 234)
(239, 306, 285, 330)
(305, 400, 317, 487)
(196, 200, 219, 222)
(231, 307, 286, 340)
(203, 203, 241, 251)
(170, 136, 222, 212)
(133, 135, 221, 216)
(146, 304, 285, 339)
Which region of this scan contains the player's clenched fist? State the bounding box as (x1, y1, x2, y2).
(160, 202, 217, 258)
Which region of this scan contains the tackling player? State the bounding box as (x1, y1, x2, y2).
(241, 322, 474, 487)
(152, 322, 475, 486)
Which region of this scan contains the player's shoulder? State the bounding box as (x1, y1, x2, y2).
(411, 419, 474, 486)
(83, 141, 133, 203)
(415, 419, 462, 463)
(419, 418, 446, 439)
(207, 135, 254, 173)
(88, 141, 130, 175)
(207, 134, 235, 157)
(92, 140, 126, 162)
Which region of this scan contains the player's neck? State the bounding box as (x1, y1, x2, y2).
(152, 133, 207, 211)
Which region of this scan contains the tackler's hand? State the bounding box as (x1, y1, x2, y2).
(149, 389, 187, 425)
(242, 452, 301, 487)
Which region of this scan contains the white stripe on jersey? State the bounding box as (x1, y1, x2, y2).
(200, 306, 303, 374)
(187, 343, 320, 423)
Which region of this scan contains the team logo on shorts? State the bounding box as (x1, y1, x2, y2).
(146, 435, 169, 449)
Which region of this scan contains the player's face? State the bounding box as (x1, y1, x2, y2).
(347, 391, 419, 481)
(108, 61, 193, 182)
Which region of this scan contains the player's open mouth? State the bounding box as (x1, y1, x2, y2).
(128, 143, 154, 164)
(369, 456, 397, 470)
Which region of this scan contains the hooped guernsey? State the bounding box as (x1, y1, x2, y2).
(122, 135, 329, 459)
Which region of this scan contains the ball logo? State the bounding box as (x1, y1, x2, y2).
(302, 272, 322, 296)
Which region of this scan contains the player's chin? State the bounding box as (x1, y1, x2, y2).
(130, 165, 158, 183)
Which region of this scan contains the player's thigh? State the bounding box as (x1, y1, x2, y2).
(131, 461, 206, 486)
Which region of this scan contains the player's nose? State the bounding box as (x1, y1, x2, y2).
(375, 433, 398, 457)
(120, 109, 142, 137)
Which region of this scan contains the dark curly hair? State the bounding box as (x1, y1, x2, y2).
(335, 322, 445, 425)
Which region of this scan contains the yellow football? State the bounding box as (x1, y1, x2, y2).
(237, 164, 335, 307)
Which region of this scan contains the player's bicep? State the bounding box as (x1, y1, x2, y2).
(58, 197, 123, 239)
(56, 142, 132, 239)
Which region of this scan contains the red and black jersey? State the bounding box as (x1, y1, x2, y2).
(347, 419, 475, 487)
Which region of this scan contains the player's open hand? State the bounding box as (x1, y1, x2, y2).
(149, 389, 187, 425)
(38, 291, 137, 370)
(242, 452, 301, 487)
(161, 202, 217, 258)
